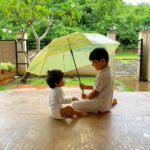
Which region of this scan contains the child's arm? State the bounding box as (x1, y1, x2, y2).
(57, 88, 73, 104)
(82, 90, 99, 100)
(80, 83, 93, 90)
(61, 95, 79, 103)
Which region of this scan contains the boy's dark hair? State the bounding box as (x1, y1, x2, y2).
(47, 70, 64, 88)
(89, 48, 109, 63)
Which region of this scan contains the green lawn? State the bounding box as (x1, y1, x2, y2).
(0, 76, 133, 91)
(27, 76, 95, 86)
(115, 52, 137, 60)
(115, 79, 134, 91)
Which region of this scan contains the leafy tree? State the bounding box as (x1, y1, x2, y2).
(0, 0, 53, 64)
(0, 0, 82, 61)
(0, 0, 82, 82)
(116, 3, 150, 50)
(77, 0, 150, 50)
(0, 0, 150, 53)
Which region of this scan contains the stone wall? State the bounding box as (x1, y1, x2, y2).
(0, 40, 16, 65)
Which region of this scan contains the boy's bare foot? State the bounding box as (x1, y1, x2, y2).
(112, 98, 117, 106)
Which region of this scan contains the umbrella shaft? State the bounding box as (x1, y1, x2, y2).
(70, 50, 81, 84)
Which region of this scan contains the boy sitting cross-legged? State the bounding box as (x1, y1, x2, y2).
(72, 48, 117, 114)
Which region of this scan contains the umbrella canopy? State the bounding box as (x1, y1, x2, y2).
(27, 32, 120, 76)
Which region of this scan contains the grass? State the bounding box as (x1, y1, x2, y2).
(115, 52, 137, 60)
(65, 76, 95, 85)
(23, 76, 95, 86)
(0, 85, 9, 91)
(0, 76, 133, 91)
(27, 77, 47, 85)
(24, 76, 96, 86)
(114, 79, 134, 91)
(0, 79, 19, 91)
(0, 77, 22, 90)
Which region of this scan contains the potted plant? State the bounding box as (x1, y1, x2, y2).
(6, 62, 15, 72)
(0, 62, 15, 74)
(0, 64, 2, 74)
(0, 63, 8, 74)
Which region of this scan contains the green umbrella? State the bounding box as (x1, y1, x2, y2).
(27, 32, 120, 82)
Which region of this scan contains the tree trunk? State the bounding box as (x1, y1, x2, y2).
(20, 72, 30, 83)
(20, 18, 52, 83)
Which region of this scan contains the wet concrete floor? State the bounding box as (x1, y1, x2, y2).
(0, 83, 150, 150)
(116, 76, 150, 91)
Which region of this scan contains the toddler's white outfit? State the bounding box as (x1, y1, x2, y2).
(48, 87, 72, 119)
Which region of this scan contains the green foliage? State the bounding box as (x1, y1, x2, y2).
(0, 0, 82, 40)
(0, 0, 52, 39)
(0, 0, 150, 51)
(115, 3, 150, 50)
(0, 0, 52, 22)
(0, 62, 15, 71)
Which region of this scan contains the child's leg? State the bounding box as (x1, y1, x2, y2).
(112, 98, 117, 106)
(72, 100, 100, 113)
(97, 99, 117, 114)
(60, 106, 88, 118)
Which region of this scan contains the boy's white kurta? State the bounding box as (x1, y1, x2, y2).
(48, 87, 72, 119)
(93, 66, 113, 111)
(72, 66, 113, 112)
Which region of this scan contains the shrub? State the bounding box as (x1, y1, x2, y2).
(0, 62, 15, 71)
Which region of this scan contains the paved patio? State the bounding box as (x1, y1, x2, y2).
(0, 86, 150, 150)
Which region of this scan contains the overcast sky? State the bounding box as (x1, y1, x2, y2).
(123, 0, 150, 5)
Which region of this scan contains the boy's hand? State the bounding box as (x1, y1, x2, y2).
(81, 93, 87, 99)
(72, 97, 78, 101)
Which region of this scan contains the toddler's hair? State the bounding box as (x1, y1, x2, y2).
(89, 48, 109, 63)
(47, 70, 64, 88)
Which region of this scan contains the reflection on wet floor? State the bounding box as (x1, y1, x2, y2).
(115, 76, 150, 91)
(0, 86, 150, 149)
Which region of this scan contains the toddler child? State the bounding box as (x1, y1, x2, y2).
(47, 70, 88, 119)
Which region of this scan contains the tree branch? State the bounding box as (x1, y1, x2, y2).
(40, 18, 52, 40)
(30, 23, 39, 39)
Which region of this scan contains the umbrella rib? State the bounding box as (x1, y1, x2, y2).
(66, 32, 77, 45)
(62, 53, 65, 72)
(39, 47, 48, 75)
